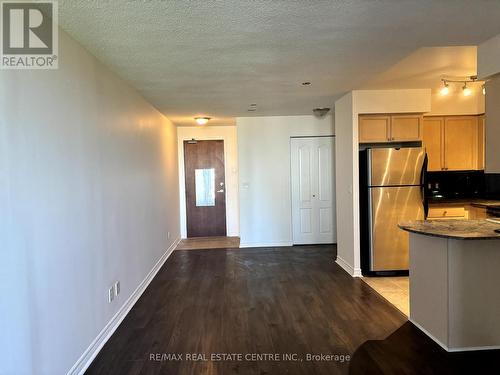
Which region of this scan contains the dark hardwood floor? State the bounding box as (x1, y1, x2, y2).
(86, 245, 499, 375)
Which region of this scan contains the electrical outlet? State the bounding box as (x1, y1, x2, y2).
(108, 285, 115, 303)
(167, 231, 171, 240)
(114, 281, 120, 296)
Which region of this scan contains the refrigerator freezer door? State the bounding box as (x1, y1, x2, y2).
(369, 186, 424, 271)
(369, 148, 425, 187)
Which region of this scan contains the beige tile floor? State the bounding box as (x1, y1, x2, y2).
(175, 236, 240, 250)
(361, 276, 409, 316)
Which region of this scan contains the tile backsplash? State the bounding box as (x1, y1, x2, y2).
(426, 171, 500, 200)
(426, 171, 485, 199)
(485, 173, 500, 199)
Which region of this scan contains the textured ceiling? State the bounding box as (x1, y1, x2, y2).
(58, 1, 500, 126)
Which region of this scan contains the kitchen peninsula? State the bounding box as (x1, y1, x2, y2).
(399, 220, 500, 351)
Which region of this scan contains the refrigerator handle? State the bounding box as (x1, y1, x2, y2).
(420, 153, 429, 219)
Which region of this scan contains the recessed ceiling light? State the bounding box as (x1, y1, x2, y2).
(302, 82, 311, 86)
(194, 117, 210, 125)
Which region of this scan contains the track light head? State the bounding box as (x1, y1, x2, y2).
(440, 81, 449, 96)
(462, 82, 472, 97)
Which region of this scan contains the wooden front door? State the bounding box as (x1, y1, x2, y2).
(184, 140, 227, 237)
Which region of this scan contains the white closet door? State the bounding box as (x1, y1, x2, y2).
(291, 137, 336, 244)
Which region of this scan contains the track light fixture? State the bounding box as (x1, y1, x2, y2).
(439, 76, 485, 97)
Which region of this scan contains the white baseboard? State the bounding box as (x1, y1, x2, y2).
(446, 345, 500, 352)
(335, 256, 362, 277)
(410, 319, 500, 352)
(239, 241, 293, 248)
(67, 237, 181, 375)
(352, 268, 362, 277)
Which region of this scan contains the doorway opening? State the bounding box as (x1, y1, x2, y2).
(183, 139, 227, 237)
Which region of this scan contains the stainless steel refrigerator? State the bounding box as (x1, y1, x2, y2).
(360, 147, 427, 275)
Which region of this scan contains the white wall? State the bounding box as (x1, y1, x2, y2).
(429, 88, 485, 116)
(478, 33, 500, 79)
(334, 89, 431, 277)
(485, 75, 500, 173)
(236, 115, 334, 247)
(478, 33, 500, 173)
(177, 125, 239, 237)
(334, 94, 359, 275)
(353, 89, 431, 114)
(0, 29, 180, 375)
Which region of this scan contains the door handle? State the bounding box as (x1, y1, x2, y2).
(217, 189, 224, 193)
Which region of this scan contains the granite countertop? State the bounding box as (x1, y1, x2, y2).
(470, 200, 500, 208)
(399, 219, 500, 240)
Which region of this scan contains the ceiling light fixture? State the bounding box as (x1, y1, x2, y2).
(440, 80, 449, 96)
(313, 107, 330, 117)
(462, 82, 472, 96)
(439, 76, 485, 97)
(194, 117, 210, 125)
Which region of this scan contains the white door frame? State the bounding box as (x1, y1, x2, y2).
(178, 136, 230, 239)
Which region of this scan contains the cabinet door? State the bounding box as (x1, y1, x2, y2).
(443, 117, 478, 171)
(359, 115, 390, 143)
(390, 115, 422, 141)
(422, 117, 444, 171)
(477, 115, 485, 170)
(465, 205, 487, 220)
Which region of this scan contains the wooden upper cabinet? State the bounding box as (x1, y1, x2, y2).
(422, 115, 484, 172)
(359, 115, 390, 143)
(359, 114, 422, 143)
(390, 115, 422, 141)
(477, 115, 485, 171)
(422, 117, 444, 172)
(443, 116, 478, 171)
